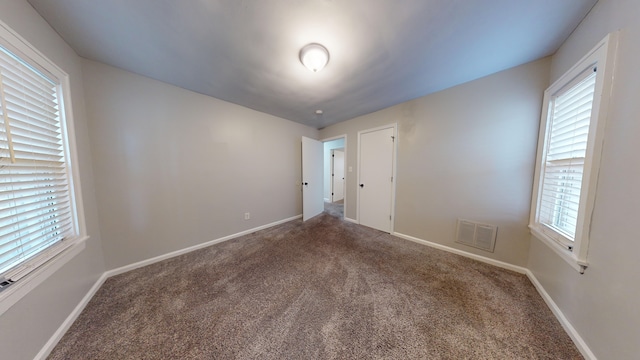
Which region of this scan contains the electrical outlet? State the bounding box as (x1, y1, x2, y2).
(244, 212, 250, 220)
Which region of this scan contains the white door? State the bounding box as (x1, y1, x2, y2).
(332, 149, 345, 202)
(358, 126, 395, 232)
(302, 136, 324, 221)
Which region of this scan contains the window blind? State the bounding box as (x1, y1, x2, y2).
(538, 69, 597, 240)
(0, 45, 74, 280)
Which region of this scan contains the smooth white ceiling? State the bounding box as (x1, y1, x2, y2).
(27, 0, 597, 129)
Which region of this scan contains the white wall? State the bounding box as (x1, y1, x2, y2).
(82, 60, 318, 270)
(320, 58, 551, 266)
(527, 0, 640, 358)
(0, 1, 106, 359)
(323, 138, 345, 201)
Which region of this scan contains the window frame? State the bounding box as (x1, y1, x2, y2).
(0, 20, 88, 315)
(529, 33, 618, 273)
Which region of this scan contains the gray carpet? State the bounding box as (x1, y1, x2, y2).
(48, 210, 582, 359)
(324, 200, 344, 218)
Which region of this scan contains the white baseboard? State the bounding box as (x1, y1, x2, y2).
(38, 216, 593, 360)
(34, 272, 108, 360)
(392, 231, 593, 358)
(393, 232, 527, 274)
(344, 217, 358, 224)
(526, 270, 596, 360)
(37, 214, 302, 358)
(106, 215, 302, 277)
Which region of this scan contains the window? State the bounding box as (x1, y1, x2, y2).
(0, 22, 86, 313)
(530, 33, 618, 273)
(538, 69, 596, 242)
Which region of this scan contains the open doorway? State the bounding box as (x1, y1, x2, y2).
(331, 149, 345, 202)
(322, 135, 346, 219)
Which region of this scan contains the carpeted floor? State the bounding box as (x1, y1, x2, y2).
(48, 209, 582, 359)
(324, 200, 344, 218)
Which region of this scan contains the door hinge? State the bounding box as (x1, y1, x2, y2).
(389, 215, 392, 220)
(391, 176, 393, 182)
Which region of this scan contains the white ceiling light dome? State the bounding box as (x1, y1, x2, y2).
(300, 43, 329, 72)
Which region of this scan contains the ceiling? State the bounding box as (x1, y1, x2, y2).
(27, 0, 597, 129)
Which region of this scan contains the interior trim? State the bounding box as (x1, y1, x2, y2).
(526, 270, 596, 360)
(35, 271, 108, 360)
(107, 215, 303, 278)
(34, 214, 302, 359)
(393, 230, 595, 359)
(35, 217, 594, 359)
(393, 232, 526, 274)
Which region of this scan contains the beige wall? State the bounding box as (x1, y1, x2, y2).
(82, 60, 318, 269)
(0, 1, 106, 359)
(528, 0, 640, 358)
(4, 0, 637, 358)
(320, 58, 550, 267)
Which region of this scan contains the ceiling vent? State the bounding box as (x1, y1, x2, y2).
(455, 219, 497, 253)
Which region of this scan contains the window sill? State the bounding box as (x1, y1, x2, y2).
(529, 226, 587, 274)
(0, 236, 89, 316)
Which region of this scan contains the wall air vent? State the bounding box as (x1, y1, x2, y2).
(455, 219, 497, 253)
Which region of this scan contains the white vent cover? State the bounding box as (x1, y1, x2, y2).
(455, 219, 497, 252)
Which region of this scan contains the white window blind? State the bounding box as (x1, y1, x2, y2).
(0, 45, 74, 280)
(538, 68, 597, 242)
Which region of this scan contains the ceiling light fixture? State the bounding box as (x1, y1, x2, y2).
(300, 43, 329, 72)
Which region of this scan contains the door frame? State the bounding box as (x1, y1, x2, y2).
(321, 134, 347, 220)
(356, 124, 398, 233)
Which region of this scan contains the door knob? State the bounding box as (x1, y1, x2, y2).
(304, 182, 309, 186)
(359, 184, 364, 188)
